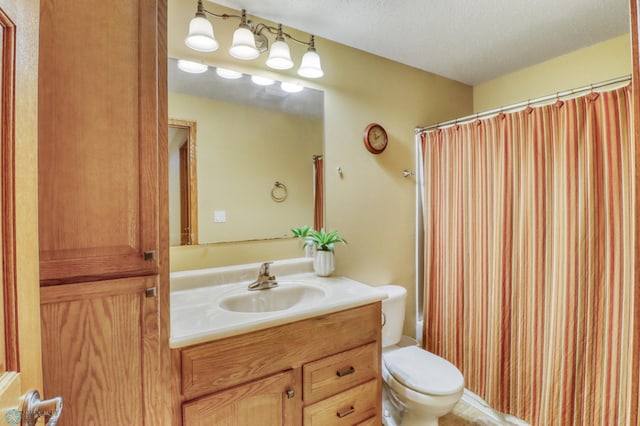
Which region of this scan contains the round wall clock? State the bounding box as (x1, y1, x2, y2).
(363, 123, 388, 154)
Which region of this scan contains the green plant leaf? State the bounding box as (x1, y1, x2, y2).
(291, 225, 313, 238)
(305, 229, 347, 252)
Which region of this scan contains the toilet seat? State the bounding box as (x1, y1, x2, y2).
(383, 346, 464, 396)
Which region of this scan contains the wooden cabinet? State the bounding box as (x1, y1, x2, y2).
(182, 370, 300, 426)
(37, 0, 164, 285)
(40, 276, 165, 424)
(172, 303, 382, 426)
(37, 0, 170, 423)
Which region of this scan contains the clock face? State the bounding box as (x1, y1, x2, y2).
(364, 123, 388, 154)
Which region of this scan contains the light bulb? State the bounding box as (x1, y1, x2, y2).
(185, 15, 218, 52)
(266, 26, 294, 70)
(298, 49, 323, 78)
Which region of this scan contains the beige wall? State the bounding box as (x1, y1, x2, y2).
(168, 0, 473, 335)
(474, 34, 631, 112)
(169, 93, 321, 245)
(170, 238, 301, 271)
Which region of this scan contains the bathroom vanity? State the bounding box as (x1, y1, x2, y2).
(170, 260, 385, 425)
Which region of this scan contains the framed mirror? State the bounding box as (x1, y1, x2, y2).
(168, 57, 324, 247)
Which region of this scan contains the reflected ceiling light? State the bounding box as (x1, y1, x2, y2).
(185, 0, 219, 52)
(177, 59, 208, 74)
(280, 82, 304, 93)
(216, 67, 243, 79)
(185, 3, 324, 78)
(251, 75, 275, 86)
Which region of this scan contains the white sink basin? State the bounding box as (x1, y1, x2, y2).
(218, 283, 326, 313)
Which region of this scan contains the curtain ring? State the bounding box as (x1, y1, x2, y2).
(271, 181, 288, 203)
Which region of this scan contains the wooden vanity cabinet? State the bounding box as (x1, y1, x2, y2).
(172, 303, 382, 426)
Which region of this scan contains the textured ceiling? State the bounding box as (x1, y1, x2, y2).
(207, 0, 630, 85)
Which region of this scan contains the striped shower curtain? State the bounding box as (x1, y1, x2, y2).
(421, 86, 636, 425)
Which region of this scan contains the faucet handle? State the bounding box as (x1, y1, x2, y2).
(259, 262, 273, 275)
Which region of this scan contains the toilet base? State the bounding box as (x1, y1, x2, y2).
(382, 375, 462, 426)
(400, 410, 439, 426)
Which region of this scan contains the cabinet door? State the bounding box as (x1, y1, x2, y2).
(40, 276, 163, 425)
(183, 370, 300, 426)
(37, 0, 163, 284)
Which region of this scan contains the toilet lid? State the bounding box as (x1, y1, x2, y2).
(383, 346, 464, 395)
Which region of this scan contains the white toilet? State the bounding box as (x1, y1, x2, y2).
(380, 285, 464, 426)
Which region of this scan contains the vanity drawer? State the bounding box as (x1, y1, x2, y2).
(303, 342, 379, 404)
(355, 416, 380, 426)
(303, 379, 377, 426)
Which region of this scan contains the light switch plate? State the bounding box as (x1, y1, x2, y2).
(214, 210, 226, 223)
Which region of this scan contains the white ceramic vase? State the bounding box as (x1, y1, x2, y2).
(305, 244, 316, 258)
(313, 250, 335, 276)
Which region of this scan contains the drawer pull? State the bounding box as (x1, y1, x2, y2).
(336, 406, 355, 418)
(285, 388, 295, 399)
(336, 366, 355, 377)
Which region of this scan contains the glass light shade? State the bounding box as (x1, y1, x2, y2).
(251, 75, 275, 86)
(229, 27, 259, 60)
(280, 82, 304, 93)
(216, 68, 243, 79)
(266, 40, 294, 70)
(177, 59, 208, 74)
(297, 50, 324, 78)
(185, 16, 219, 52)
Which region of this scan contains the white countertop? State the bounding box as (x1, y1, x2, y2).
(170, 268, 386, 348)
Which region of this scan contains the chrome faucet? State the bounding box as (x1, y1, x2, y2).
(248, 262, 278, 291)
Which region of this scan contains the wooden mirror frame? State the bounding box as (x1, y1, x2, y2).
(169, 118, 198, 246)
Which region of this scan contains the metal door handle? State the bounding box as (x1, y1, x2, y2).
(22, 390, 63, 426)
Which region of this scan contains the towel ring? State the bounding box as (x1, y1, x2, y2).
(271, 181, 288, 203)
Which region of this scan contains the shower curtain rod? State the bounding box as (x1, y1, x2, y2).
(415, 74, 631, 134)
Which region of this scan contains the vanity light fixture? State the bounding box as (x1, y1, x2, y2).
(184, 0, 219, 52)
(265, 24, 294, 70)
(216, 67, 243, 79)
(177, 59, 208, 74)
(185, 0, 324, 78)
(229, 9, 259, 60)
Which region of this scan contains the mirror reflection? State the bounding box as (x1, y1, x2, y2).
(168, 57, 324, 246)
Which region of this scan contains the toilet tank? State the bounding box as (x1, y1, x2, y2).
(378, 285, 407, 348)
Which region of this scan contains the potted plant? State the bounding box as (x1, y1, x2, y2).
(291, 225, 315, 257)
(305, 229, 347, 276)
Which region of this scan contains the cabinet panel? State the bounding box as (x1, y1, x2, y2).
(183, 369, 300, 426)
(303, 342, 379, 404)
(40, 276, 159, 425)
(303, 380, 378, 426)
(37, 0, 160, 284)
